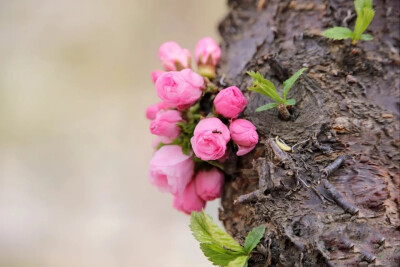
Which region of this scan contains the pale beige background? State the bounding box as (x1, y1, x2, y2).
(0, 1, 226, 266)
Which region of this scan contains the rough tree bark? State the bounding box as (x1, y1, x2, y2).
(216, 0, 400, 266)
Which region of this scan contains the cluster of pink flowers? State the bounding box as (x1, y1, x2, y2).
(146, 38, 258, 214)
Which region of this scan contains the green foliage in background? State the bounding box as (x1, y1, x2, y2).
(322, 0, 374, 44)
(190, 210, 265, 267)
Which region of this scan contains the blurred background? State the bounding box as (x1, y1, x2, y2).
(0, 1, 226, 266)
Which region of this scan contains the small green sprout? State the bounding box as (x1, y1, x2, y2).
(247, 68, 307, 120)
(190, 210, 266, 267)
(322, 0, 375, 45)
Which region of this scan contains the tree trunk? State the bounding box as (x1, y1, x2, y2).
(217, 0, 400, 266)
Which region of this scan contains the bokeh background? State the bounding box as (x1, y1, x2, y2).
(0, 1, 226, 266)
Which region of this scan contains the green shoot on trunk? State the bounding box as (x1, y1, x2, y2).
(247, 68, 307, 113)
(322, 0, 375, 45)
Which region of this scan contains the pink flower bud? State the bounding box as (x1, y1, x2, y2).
(150, 110, 182, 139)
(195, 168, 224, 201)
(195, 37, 221, 67)
(158, 41, 191, 71)
(229, 119, 258, 156)
(214, 86, 248, 119)
(145, 101, 168, 120)
(190, 118, 230, 160)
(151, 70, 165, 83)
(173, 181, 205, 215)
(149, 145, 194, 196)
(156, 69, 204, 110)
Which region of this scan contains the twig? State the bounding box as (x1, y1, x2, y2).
(322, 156, 345, 178)
(312, 185, 335, 203)
(322, 179, 359, 215)
(338, 236, 354, 250)
(312, 135, 333, 155)
(311, 186, 326, 204)
(291, 138, 310, 153)
(267, 138, 288, 162)
(257, 158, 270, 190)
(234, 190, 262, 204)
(295, 170, 310, 188)
(371, 233, 385, 245)
(360, 250, 376, 263)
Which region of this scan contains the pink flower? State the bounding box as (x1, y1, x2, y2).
(190, 118, 230, 160)
(229, 119, 258, 156)
(149, 145, 194, 196)
(151, 70, 164, 83)
(195, 37, 221, 66)
(173, 181, 205, 215)
(150, 110, 182, 139)
(156, 69, 204, 110)
(214, 86, 248, 119)
(158, 41, 191, 71)
(195, 168, 224, 201)
(145, 102, 168, 120)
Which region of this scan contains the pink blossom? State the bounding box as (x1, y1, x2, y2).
(190, 118, 230, 160)
(149, 145, 194, 196)
(179, 68, 205, 88)
(214, 86, 248, 119)
(145, 102, 168, 120)
(156, 69, 204, 110)
(173, 181, 205, 215)
(195, 168, 224, 201)
(229, 119, 258, 156)
(151, 70, 164, 83)
(195, 37, 221, 66)
(158, 41, 191, 71)
(150, 110, 182, 139)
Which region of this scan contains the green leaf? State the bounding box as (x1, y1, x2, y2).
(247, 71, 284, 103)
(200, 243, 243, 266)
(360, 8, 375, 34)
(156, 138, 181, 150)
(190, 211, 245, 253)
(355, 0, 364, 15)
(177, 122, 195, 135)
(285, 99, 296, 106)
(354, 0, 372, 15)
(247, 71, 273, 87)
(243, 226, 266, 254)
(191, 211, 251, 266)
(322, 27, 353, 40)
(203, 211, 245, 252)
(282, 68, 307, 100)
(255, 103, 278, 112)
(353, 1, 375, 41)
(360, 33, 373, 40)
(227, 255, 249, 267)
(190, 211, 215, 244)
(181, 138, 191, 155)
(206, 160, 224, 170)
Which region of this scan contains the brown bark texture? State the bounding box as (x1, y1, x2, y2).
(216, 0, 400, 266)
